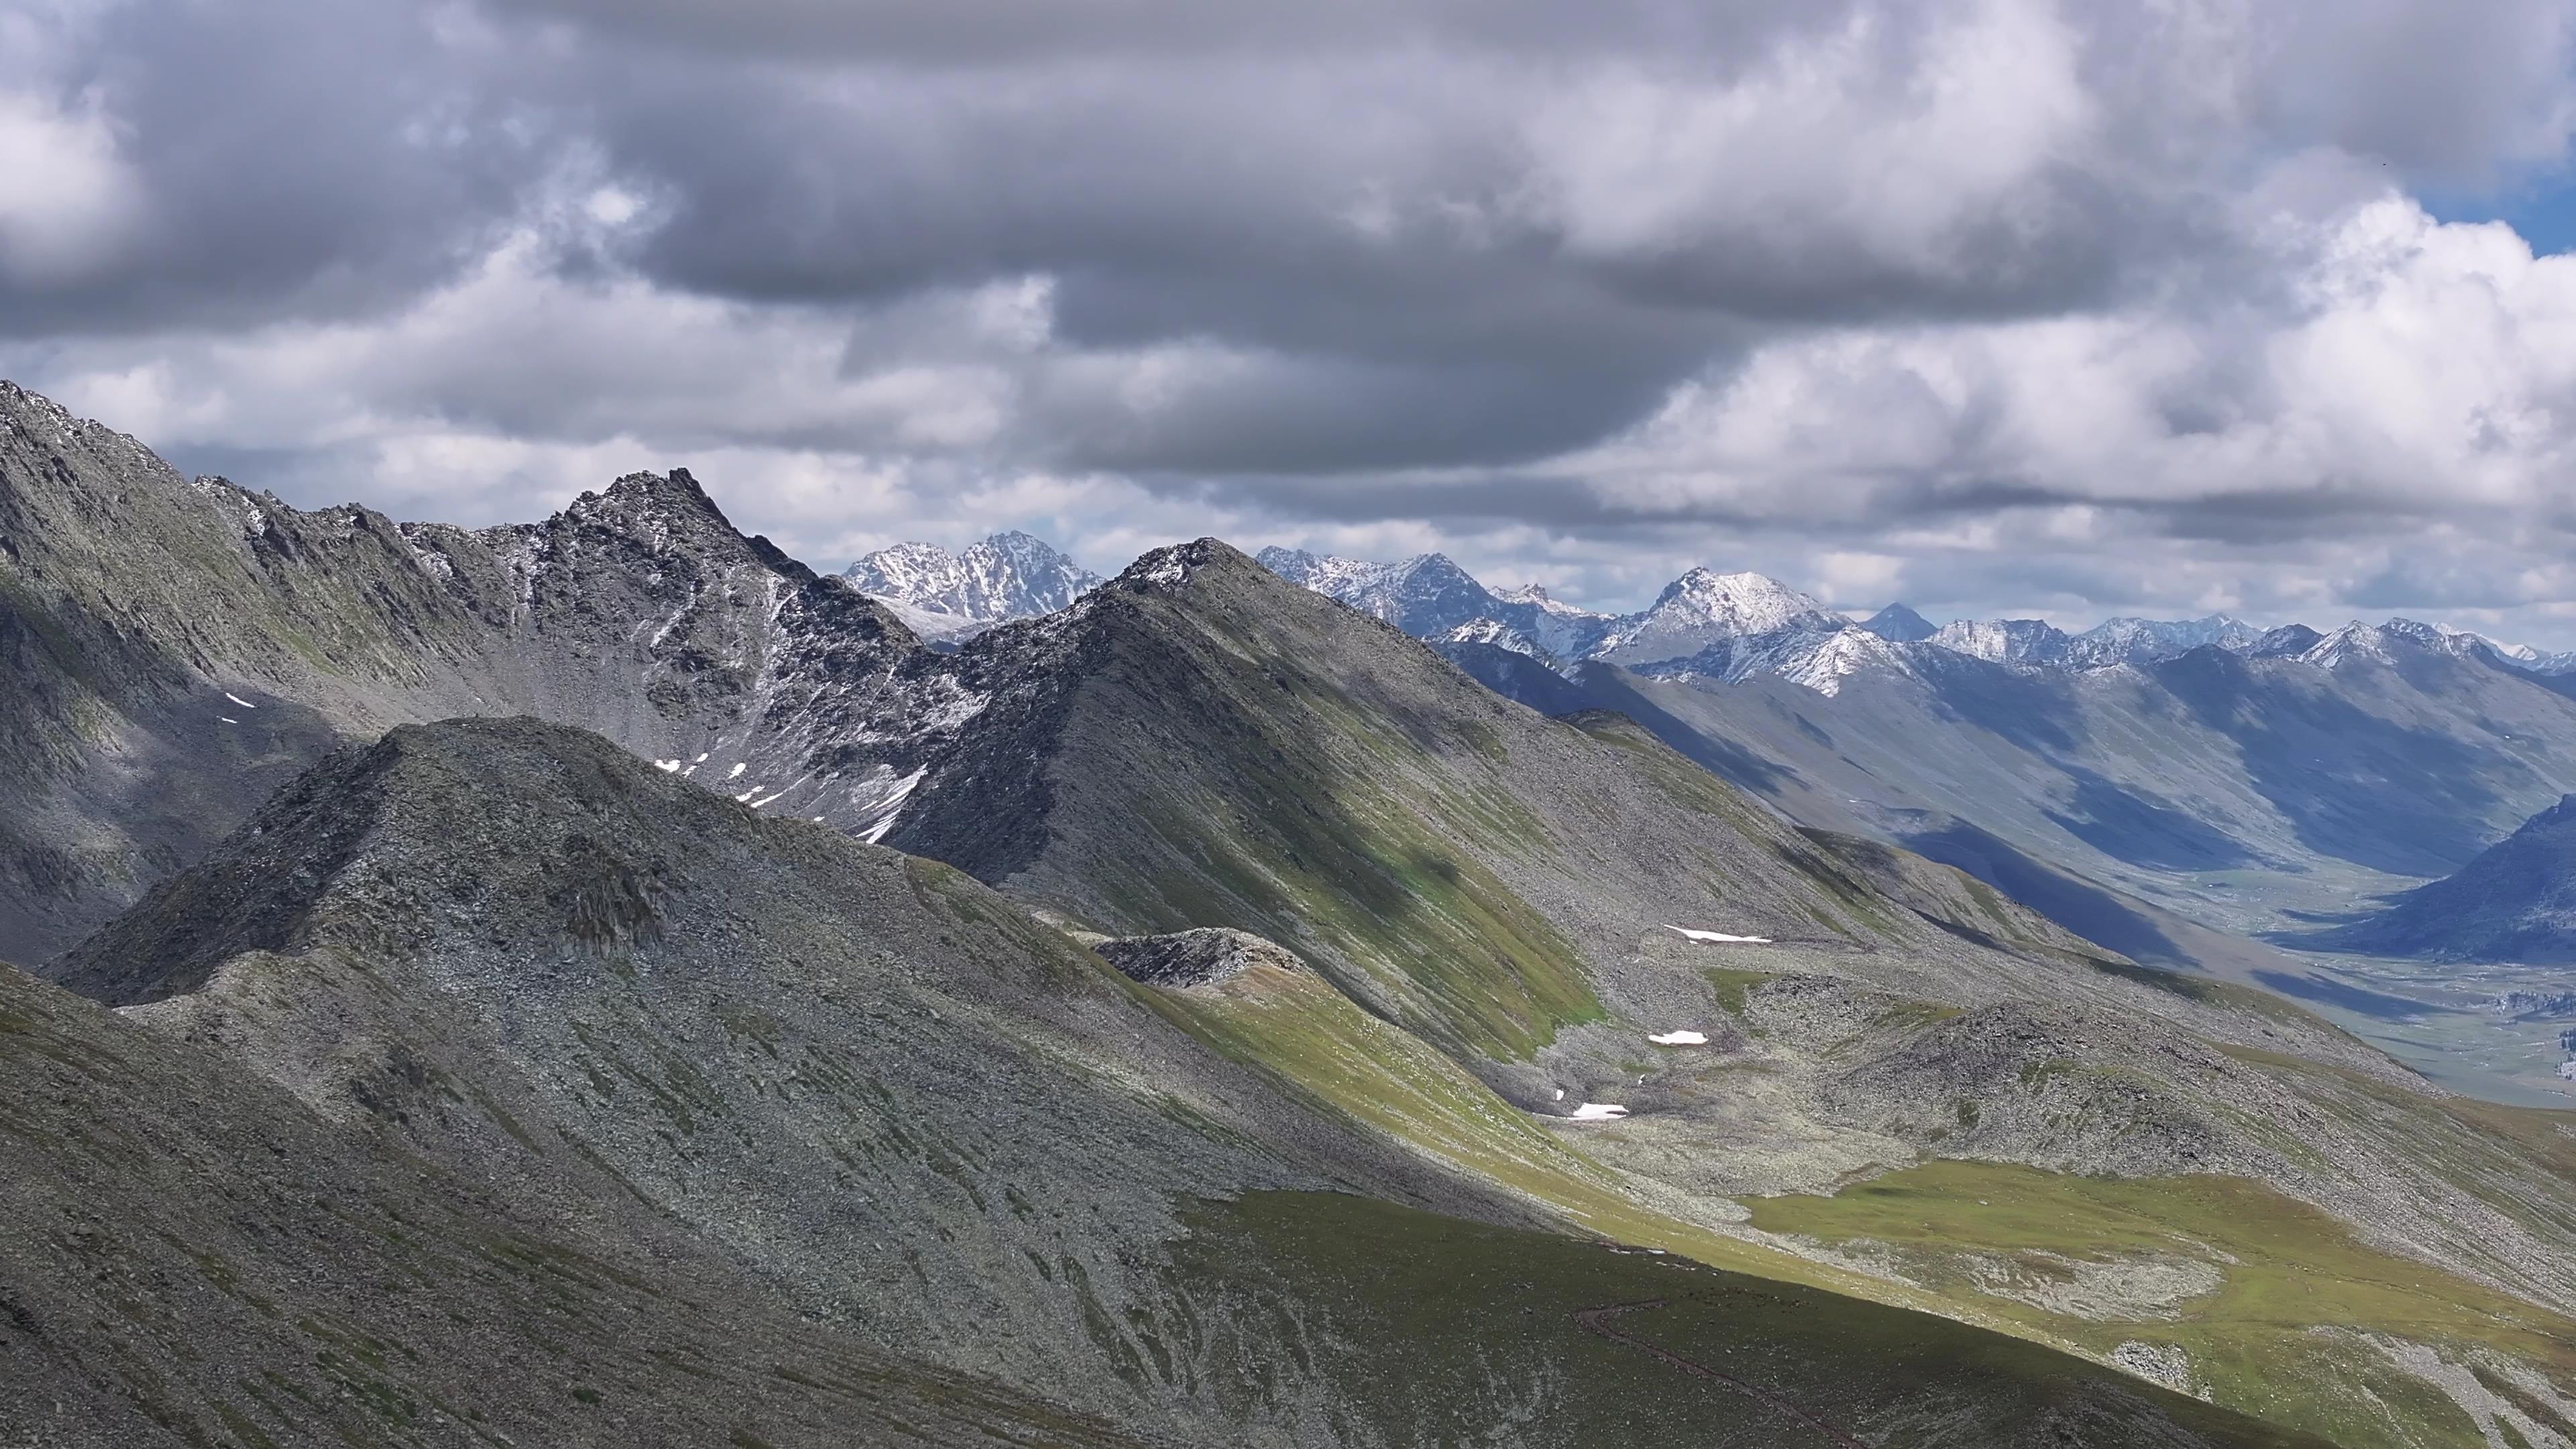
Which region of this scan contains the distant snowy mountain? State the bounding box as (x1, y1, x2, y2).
(1860, 603, 1938, 643)
(1591, 570, 1843, 667)
(1260, 545, 2576, 702)
(1491, 583, 1621, 659)
(845, 531, 1102, 635)
(2250, 623, 2324, 657)
(1256, 548, 1618, 657)
(1254, 548, 1503, 637)
(1268, 549, 1878, 686)
(1928, 618, 2072, 667)
(2301, 619, 2518, 671)
(2062, 614, 2260, 667)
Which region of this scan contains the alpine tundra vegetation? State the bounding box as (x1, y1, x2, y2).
(7, 382, 2576, 1447)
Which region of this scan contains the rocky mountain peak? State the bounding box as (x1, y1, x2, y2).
(1929, 616, 2071, 666)
(1111, 536, 1252, 595)
(1593, 568, 1839, 667)
(1095, 926, 1306, 989)
(559, 466, 785, 568)
(1650, 568, 1831, 627)
(844, 529, 1103, 627)
(52, 714, 808, 1008)
(1861, 602, 1938, 643)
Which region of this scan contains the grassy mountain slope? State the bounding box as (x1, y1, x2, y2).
(14, 381, 2576, 1444)
(0, 959, 1169, 1449)
(10, 716, 2328, 1448)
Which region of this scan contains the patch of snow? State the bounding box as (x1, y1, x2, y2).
(1768, 627, 1911, 696)
(859, 767, 928, 844)
(1664, 924, 1773, 944)
(1441, 617, 1551, 663)
(219, 716, 239, 724)
(912, 678, 991, 733)
(866, 593, 996, 645)
(1569, 1103, 1630, 1121)
(735, 788, 759, 802)
(1648, 1030, 1709, 1046)
(726, 762, 746, 780)
(223, 692, 257, 709)
(750, 790, 788, 808)
(1554, 1088, 1566, 1101)
(653, 759, 682, 772)
(694, 752, 709, 763)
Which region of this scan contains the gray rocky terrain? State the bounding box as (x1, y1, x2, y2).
(3, 716, 2329, 1448)
(7, 379, 2574, 1446)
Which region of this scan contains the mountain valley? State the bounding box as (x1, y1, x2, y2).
(8, 382, 2576, 1447)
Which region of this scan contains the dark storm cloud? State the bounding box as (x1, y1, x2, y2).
(12, 0, 2576, 639)
(0, 0, 552, 335)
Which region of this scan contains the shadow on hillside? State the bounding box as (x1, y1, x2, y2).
(2154, 649, 2522, 877)
(2248, 968, 2439, 1022)
(2041, 765, 2261, 873)
(1893, 816, 2188, 968)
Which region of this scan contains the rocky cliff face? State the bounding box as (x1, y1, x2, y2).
(0, 380, 937, 958)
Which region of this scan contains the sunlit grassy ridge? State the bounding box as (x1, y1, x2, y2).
(1130, 951, 2576, 1449)
(1743, 1161, 2576, 1448)
(1177, 1191, 2332, 1448)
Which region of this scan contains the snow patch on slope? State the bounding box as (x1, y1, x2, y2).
(1664, 924, 1773, 944)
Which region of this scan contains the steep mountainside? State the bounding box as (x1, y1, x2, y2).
(0, 380, 955, 958)
(2301, 794, 2576, 962)
(9, 716, 2341, 1448)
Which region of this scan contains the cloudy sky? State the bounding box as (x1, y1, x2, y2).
(13, 0, 2576, 637)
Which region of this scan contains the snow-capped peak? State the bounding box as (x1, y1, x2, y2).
(1927, 617, 2070, 667)
(844, 530, 1104, 629)
(2300, 621, 2396, 669)
(1653, 569, 1834, 634)
(1592, 569, 1839, 667)
(1496, 583, 1613, 623)
(1770, 627, 1914, 696)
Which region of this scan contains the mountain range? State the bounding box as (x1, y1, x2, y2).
(843, 531, 1105, 643)
(1260, 544, 2576, 688)
(1258, 543, 2576, 986)
(9, 379, 2576, 1447)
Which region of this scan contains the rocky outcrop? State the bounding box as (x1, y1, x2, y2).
(1097, 926, 1306, 988)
